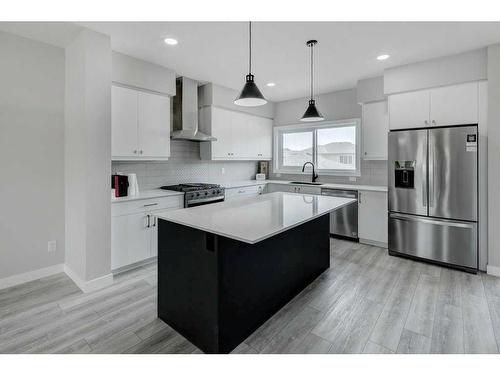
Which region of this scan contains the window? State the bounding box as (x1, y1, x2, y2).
(273, 119, 360, 176)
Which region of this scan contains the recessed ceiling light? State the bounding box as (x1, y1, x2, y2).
(377, 54, 390, 61)
(164, 38, 178, 46)
(266, 82, 276, 87)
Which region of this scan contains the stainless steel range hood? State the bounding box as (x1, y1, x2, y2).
(171, 77, 216, 142)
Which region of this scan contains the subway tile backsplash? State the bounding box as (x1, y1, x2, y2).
(113, 141, 387, 190)
(112, 141, 258, 190)
(270, 159, 387, 186)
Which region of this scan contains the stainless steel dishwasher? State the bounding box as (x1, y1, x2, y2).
(321, 188, 358, 240)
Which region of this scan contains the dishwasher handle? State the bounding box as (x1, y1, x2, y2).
(321, 189, 358, 199)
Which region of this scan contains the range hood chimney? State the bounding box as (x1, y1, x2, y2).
(171, 77, 216, 142)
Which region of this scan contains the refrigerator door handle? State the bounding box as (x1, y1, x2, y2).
(389, 213, 475, 229)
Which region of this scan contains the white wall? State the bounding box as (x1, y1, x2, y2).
(384, 48, 487, 94)
(357, 76, 385, 104)
(487, 44, 500, 273)
(0, 32, 65, 280)
(65, 29, 112, 289)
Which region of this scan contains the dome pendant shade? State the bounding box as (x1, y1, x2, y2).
(234, 74, 267, 107)
(301, 99, 324, 122)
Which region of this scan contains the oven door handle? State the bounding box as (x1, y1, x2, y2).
(186, 196, 225, 207)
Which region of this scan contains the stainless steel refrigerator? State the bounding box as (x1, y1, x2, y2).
(388, 125, 478, 271)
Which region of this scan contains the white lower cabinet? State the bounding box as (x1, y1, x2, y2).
(266, 183, 321, 195)
(111, 195, 183, 271)
(225, 184, 266, 199)
(358, 190, 388, 247)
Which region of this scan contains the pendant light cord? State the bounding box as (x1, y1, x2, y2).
(310, 43, 314, 100)
(249, 21, 252, 74)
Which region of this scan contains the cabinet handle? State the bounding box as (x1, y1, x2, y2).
(432, 120, 436, 125)
(424, 120, 429, 125)
(238, 190, 245, 194)
(133, 150, 138, 154)
(358, 192, 362, 204)
(152, 216, 157, 227)
(139, 150, 143, 154)
(143, 203, 158, 207)
(146, 214, 150, 228)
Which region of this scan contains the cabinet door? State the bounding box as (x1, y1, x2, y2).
(231, 111, 253, 158)
(112, 86, 138, 157)
(358, 191, 388, 246)
(430, 82, 478, 126)
(389, 90, 430, 129)
(211, 107, 234, 158)
(111, 212, 151, 270)
(362, 101, 388, 160)
(255, 117, 273, 159)
(138, 92, 171, 158)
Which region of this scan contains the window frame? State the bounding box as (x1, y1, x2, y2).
(273, 118, 361, 176)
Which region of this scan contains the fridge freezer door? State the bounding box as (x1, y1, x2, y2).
(388, 129, 428, 216)
(388, 213, 477, 269)
(428, 126, 478, 221)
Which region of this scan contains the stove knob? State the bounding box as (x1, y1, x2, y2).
(196, 192, 200, 197)
(205, 191, 208, 195)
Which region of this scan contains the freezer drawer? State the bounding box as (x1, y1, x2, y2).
(388, 213, 477, 270)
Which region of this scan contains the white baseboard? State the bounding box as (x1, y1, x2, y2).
(487, 264, 500, 277)
(0, 264, 64, 290)
(64, 265, 113, 293)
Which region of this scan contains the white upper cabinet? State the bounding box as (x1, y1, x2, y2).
(430, 82, 478, 126)
(200, 106, 273, 161)
(362, 101, 388, 160)
(389, 90, 430, 130)
(389, 82, 479, 130)
(112, 85, 171, 160)
(137, 91, 171, 158)
(112, 86, 138, 157)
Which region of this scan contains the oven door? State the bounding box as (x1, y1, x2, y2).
(186, 196, 225, 208)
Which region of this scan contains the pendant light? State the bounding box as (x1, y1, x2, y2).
(234, 21, 267, 107)
(301, 40, 324, 122)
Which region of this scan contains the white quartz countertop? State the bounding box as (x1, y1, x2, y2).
(211, 179, 387, 192)
(156, 192, 356, 244)
(111, 189, 183, 203)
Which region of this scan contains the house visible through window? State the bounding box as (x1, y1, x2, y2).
(274, 119, 360, 176)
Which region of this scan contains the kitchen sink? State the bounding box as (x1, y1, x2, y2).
(289, 181, 324, 185)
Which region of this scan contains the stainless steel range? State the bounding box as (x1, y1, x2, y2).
(161, 183, 225, 208)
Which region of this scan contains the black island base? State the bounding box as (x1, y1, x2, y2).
(157, 214, 330, 353)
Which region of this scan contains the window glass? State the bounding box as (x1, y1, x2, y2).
(282, 131, 313, 166)
(317, 126, 356, 170)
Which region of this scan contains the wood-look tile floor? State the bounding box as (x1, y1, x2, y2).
(1, 238, 500, 354)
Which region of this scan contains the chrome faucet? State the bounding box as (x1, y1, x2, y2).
(302, 162, 319, 183)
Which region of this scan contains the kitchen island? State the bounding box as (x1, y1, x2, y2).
(156, 192, 355, 353)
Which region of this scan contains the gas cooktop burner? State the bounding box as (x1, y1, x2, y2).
(161, 183, 221, 192)
(161, 183, 225, 207)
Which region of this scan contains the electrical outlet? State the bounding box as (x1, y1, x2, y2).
(48, 240, 57, 254)
(221, 167, 225, 175)
(349, 176, 357, 182)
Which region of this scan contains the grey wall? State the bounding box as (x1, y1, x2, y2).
(274, 88, 360, 125)
(113, 141, 258, 190)
(0, 31, 65, 279)
(272, 87, 387, 186)
(199, 83, 274, 118)
(384, 48, 487, 94)
(65, 29, 112, 283)
(488, 44, 500, 271)
(112, 51, 176, 96)
(357, 76, 385, 103)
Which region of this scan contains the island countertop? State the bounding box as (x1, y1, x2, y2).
(156, 191, 355, 244)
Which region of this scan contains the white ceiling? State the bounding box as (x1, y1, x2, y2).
(2, 22, 500, 101)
